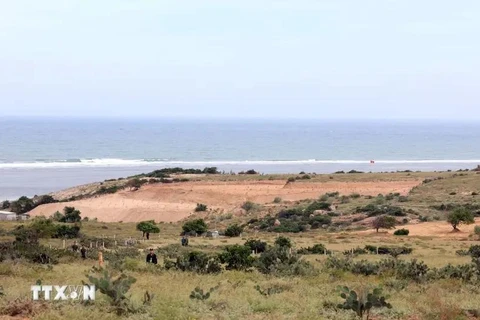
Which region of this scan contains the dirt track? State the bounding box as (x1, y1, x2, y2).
(28, 179, 420, 222)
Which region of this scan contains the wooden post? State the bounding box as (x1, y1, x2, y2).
(376, 247, 379, 255)
(95, 241, 98, 248)
(90, 242, 92, 248)
(62, 239, 66, 249)
(98, 251, 104, 267)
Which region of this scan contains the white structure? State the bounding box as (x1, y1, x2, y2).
(206, 230, 219, 238)
(0, 211, 29, 221)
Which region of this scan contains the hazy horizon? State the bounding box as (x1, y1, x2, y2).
(1, 1, 479, 120)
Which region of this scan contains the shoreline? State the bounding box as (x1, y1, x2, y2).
(1, 162, 479, 200)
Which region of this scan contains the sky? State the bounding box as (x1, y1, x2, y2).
(0, 1, 479, 120)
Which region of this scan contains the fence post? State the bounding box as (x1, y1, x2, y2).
(62, 239, 66, 249)
(90, 242, 92, 248)
(376, 247, 379, 255)
(98, 251, 104, 267)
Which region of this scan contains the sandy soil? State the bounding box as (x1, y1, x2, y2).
(28, 179, 420, 222)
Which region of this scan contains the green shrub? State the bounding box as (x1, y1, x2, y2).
(194, 203, 208, 212)
(297, 244, 330, 255)
(273, 197, 282, 203)
(189, 286, 218, 301)
(337, 286, 392, 319)
(218, 245, 255, 271)
(255, 246, 313, 276)
(244, 239, 268, 253)
(86, 269, 137, 315)
(304, 201, 331, 214)
(241, 201, 259, 212)
(474, 226, 480, 238)
(287, 177, 296, 183)
(274, 236, 292, 248)
(167, 251, 221, 274)
(468, 245, 480, 258)
(224, 224, 243, 237)
(182, 219, 208, 235)
(349, 193, 361, 199)
(447, 207, 475, 230)
(393, 229, 409, 236)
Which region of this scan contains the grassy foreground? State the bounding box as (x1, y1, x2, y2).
(1, 171, 480, 319)
(1, 220, 479, 320)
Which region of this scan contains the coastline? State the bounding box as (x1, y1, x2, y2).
(1, 161, 479, 200)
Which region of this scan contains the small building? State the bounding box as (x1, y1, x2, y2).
(205, 230, 219, 238)
(0, 211, 29, 221)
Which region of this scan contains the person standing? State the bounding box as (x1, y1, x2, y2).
(80, 246, 87, 259)
(146, 248, 157, 264)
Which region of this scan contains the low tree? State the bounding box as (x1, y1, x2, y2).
(447, 207, 475, 231)
(136, 220, 160, 240)
(1, 200, 10, 210)
(372, 215, 396, 233)
(61, 206, 81, 223)
(10, 196, 35, 214)
(274, 236, 292, 249)
(224, 224, 243, 237)
(182, 219, 208, 235)
(125, 178, 142, 191)
(218, 245, 255, 270)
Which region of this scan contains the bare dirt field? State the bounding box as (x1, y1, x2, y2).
(28, 179, 421, 222)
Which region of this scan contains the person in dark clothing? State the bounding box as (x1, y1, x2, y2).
(146, 249, 157, 264)
(80, 246, 87, 259)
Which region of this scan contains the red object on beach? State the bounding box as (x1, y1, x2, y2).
(370, 160, 375, 164)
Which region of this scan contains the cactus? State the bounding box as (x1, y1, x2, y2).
(337, 286, 392, 319)
(142, 290, 155, 306)
(86, 269, 137, 315)
(254, 285, 284, 296)
(189, 285, 218, 301)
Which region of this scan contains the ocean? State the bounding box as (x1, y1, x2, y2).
(1, 118, 479, 200)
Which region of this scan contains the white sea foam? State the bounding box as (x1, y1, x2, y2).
(0, 158, 479, 169)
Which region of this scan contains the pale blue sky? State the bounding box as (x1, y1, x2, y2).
(1, 1, 479, 119)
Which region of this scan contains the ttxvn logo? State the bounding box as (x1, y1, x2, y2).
(31, 285, 95, 301)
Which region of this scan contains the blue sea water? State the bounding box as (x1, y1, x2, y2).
(1, 117, 479, 199)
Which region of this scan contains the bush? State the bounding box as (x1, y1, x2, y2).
(468, 245, 480, 258)
(167, 251, 222, 274)
(393, 228, 410, 236)
(349, 193, 361, 199)
(447, 207, 475, 230)
(194, 203, 208, 212)
(1, 200, 10, 209)
(372, 216, 396, 232)
(273, 197, 282, 203)
(241, 201, 259, 212)
(53, 225, 81, 239)
(244, 239, 267, 253)
(255, 246, 313, 276)
(337, 286, 392, 319)
(287, 177, 296, 183)
(474, 226, 480, 238)
(87, 269, 137, 315)
(297, 244, 330, 255)
(9, 196, 35, 214)
(182, 219, 208, 235)
(218, 245, 255, 270)
(305, 201, 331, 214)
(224, 224, 243, 237)
(274, 236, 292, 248)
(60, 207, 81, 223)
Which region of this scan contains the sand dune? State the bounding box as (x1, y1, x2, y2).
(28, 179, 421, 222)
